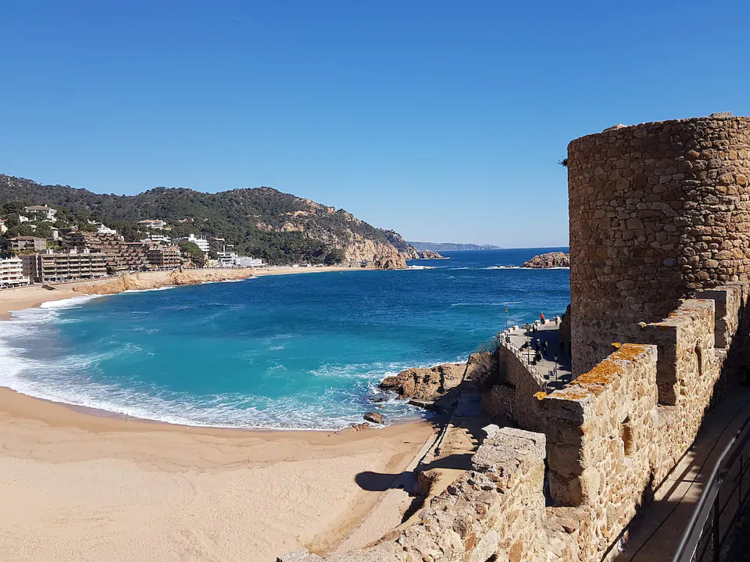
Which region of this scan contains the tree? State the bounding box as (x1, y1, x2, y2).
(178, 241, 206, 267)
(324, 248, 346, 265)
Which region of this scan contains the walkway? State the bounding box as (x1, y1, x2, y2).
(616, 385, 750, 561)
(506, 321, 573, 390)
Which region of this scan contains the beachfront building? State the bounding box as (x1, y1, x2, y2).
(216, 250, 237, 268)
(23, 205, 57, 221)
(9, 236, 47, 252)
(146, 246, 182, 269)
(137, 219, 167, 230)
(178, 234, 210, 253)
(62, 231, 149, 272)
(236, 256, 265, 267)
(0, 257, 30, 287)
(21, 249, 108, 283)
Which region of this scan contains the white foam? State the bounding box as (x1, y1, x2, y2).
(39, 294, 106, 309)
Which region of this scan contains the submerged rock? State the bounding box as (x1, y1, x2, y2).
(364, 412, 384, 424)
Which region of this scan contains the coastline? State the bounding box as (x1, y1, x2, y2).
(0, 267, 435, 561)
(0, 265, 360, 320)
(0, 385, 434, 561)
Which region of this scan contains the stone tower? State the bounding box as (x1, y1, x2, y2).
(567, 114, 750, 374)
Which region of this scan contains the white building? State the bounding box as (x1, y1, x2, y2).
(18, 215, 29, 223)
(141, 234, 172, 245)
(96, 223, 117, 235)
(137, 219, 167, 230)
(181, 234, 210, 253)
(0, 219, 6, 234)
(0, 258, 30, 287)
(24, 205, 57, 221)
(216, 251, 237, 267)
(236, 256, 265, 267)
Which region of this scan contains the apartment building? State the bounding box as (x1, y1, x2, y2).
(179, 233, 210, 253)
(62, 231, 148, 272)
(0, 257, 30, 287)
(9, 236, 47, 251)
(24, 205, 57, 221)
(137, 219, 166, 229)
(141, 234, 172, 245)
(146, 246, 182, 269)
(21, 249, 108, 283)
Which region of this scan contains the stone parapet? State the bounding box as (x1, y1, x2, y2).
(481, 338, 546, 431)
(277, 427, 548, 562)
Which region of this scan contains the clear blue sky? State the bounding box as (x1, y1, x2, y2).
(2, 1, 749, 247)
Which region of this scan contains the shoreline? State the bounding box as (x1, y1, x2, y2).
(0, 265, 394, 432)
(0, 267, 437, 561)
(0, 384, 434, 561)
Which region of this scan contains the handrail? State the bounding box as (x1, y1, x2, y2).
(672, 415, 750, 562)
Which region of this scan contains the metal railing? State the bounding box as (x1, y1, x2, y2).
(673, 416, 750, 562)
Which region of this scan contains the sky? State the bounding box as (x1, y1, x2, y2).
(2, 1, 749, 247)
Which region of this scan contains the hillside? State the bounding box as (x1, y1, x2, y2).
(0, 174, 416, 265)
(408, 241, 501, 252)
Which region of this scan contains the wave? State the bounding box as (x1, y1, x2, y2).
(407, 265, 435, 270)
(451, 301, 521, 307)
(484, 265, 570, 270)
(39, 294, 106, 310)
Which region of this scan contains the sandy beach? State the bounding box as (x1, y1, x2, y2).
(0, 269, 433, 562)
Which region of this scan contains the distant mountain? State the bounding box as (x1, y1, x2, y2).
(408, 241, 502, 252)
(0, 174, 417, 266)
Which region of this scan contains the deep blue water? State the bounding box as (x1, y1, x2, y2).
(0, 248, 569, 429)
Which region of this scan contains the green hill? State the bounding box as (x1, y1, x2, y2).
(0, 174, 414, 265)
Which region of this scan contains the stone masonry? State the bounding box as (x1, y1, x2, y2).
(568, 115, 750, 373)
(278, 115, 750, 562)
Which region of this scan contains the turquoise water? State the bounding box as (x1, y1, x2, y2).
(0, 249, 569, 429)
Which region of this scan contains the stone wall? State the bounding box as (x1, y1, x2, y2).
(567, 115, 750, 374)
(481, 337, 546, 431)
(279, 115, 750, 562)
(279, 427, 548, 562)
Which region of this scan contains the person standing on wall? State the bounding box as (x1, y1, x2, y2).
(540, 312, 545, 324)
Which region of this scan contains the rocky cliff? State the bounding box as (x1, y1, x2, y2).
(522, 251, 570, 268)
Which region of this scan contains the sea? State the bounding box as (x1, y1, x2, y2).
(0, 248, 570, 430)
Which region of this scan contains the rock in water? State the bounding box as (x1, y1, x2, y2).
(364, 412, 384, 424)
(372, 253, 408, 270)
(522, 251, 570, 268)
(379, 363, 466, 400)
(418, 250, 448, 260)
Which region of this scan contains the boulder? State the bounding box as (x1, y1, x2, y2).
(379, 363, 466, 401)
(364, 412, 384, 424)
(522, 252, 570, 269)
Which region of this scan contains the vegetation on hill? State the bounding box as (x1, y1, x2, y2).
(408, 241, 502, 252)
(0, 174, 415, 265)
